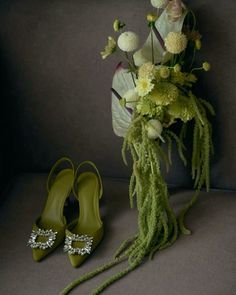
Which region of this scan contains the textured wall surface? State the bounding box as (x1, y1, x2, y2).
(0, 0, 236, 189)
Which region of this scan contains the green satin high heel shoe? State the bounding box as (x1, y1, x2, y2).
(27, 157, 75, 262)
(64, 161, 103, 268)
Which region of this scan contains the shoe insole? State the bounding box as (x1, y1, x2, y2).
(76, 172, 102, 234)
(40, 169, 74, 229)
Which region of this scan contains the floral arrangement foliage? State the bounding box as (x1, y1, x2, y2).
(61, 1, 214, 294)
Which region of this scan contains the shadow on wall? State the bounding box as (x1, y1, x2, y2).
(193, 2, 236, 189)
(0, 46, 22, 192)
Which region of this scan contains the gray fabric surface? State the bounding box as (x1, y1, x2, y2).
(0, 174, 235, 295)
(0, 0, 236, 189)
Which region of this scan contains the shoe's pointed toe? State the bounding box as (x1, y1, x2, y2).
(68, 253, 87, 268)
(32, 248, 47, 262)
(65, 227, 104, 268)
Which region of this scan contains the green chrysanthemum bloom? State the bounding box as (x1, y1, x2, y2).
(154, 69, 162, 83)
(186, 73, 197, 83)
(185, 73, 197, 87)
(168, 95, 195, 122)
(155, 105, 164, 116)
(136, 99, 156, 116)
(148, 82, 179, 106)
(170, 71, 186, 85)
(170, 71, 197, 87)
(155, 106, 165, 121)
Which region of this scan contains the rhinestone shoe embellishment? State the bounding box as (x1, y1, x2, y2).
(27, 228, 57, 250)
(64, 234, 93, 255)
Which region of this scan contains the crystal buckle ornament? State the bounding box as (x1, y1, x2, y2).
(27, 228, 57, 250)
(63, 234, 93, 255)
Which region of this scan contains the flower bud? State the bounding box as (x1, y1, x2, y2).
(119, 98, 126, 108)
(160, 66, 170, 78)
(147, 13, 157, 24)
(173, 64, 181, 72)
(123, 89, 139, 109)
(203, 62, 211, 71)
(146, 119, 163, 140)
(195, 39, 201, 50)
(113, 19, 125, 32)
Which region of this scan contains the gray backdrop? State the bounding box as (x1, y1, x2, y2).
(0, 0, 236, 190)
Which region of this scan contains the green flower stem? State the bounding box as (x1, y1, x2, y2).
(152, 25, 165, 51)
(151, 27, 154, 64)
(191, 66, 203, 73)
(124, 52, 136, 87)
(189, 9, 197, 32)
(130, 73, 136, 87)
(171, 54, 178, 67)
(190, 47, 196, 70)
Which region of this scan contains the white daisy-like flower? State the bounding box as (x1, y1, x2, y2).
(123, 89, 139, 109)
(135, 77, 154, 97)
(164, 31, 187, 54)
(146, 119, 163, 140)
(151, 0, 168, 9)
(117, 31, 139, 52)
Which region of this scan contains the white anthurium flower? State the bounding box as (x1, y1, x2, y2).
(123, 89, 139, 109)
(117, 31, 139, 52)
(146, 119, 164, 141)
(111, 64, 133, 137)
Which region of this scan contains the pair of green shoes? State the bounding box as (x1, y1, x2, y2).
(27, 157, 103, 268)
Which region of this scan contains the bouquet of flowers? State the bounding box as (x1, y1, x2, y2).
(62, 1, 214, 294)
(102, 0, 214, 252)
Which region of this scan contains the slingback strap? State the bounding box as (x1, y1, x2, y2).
(47, 157, 74, 193)
(73, 161, 103, 199)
